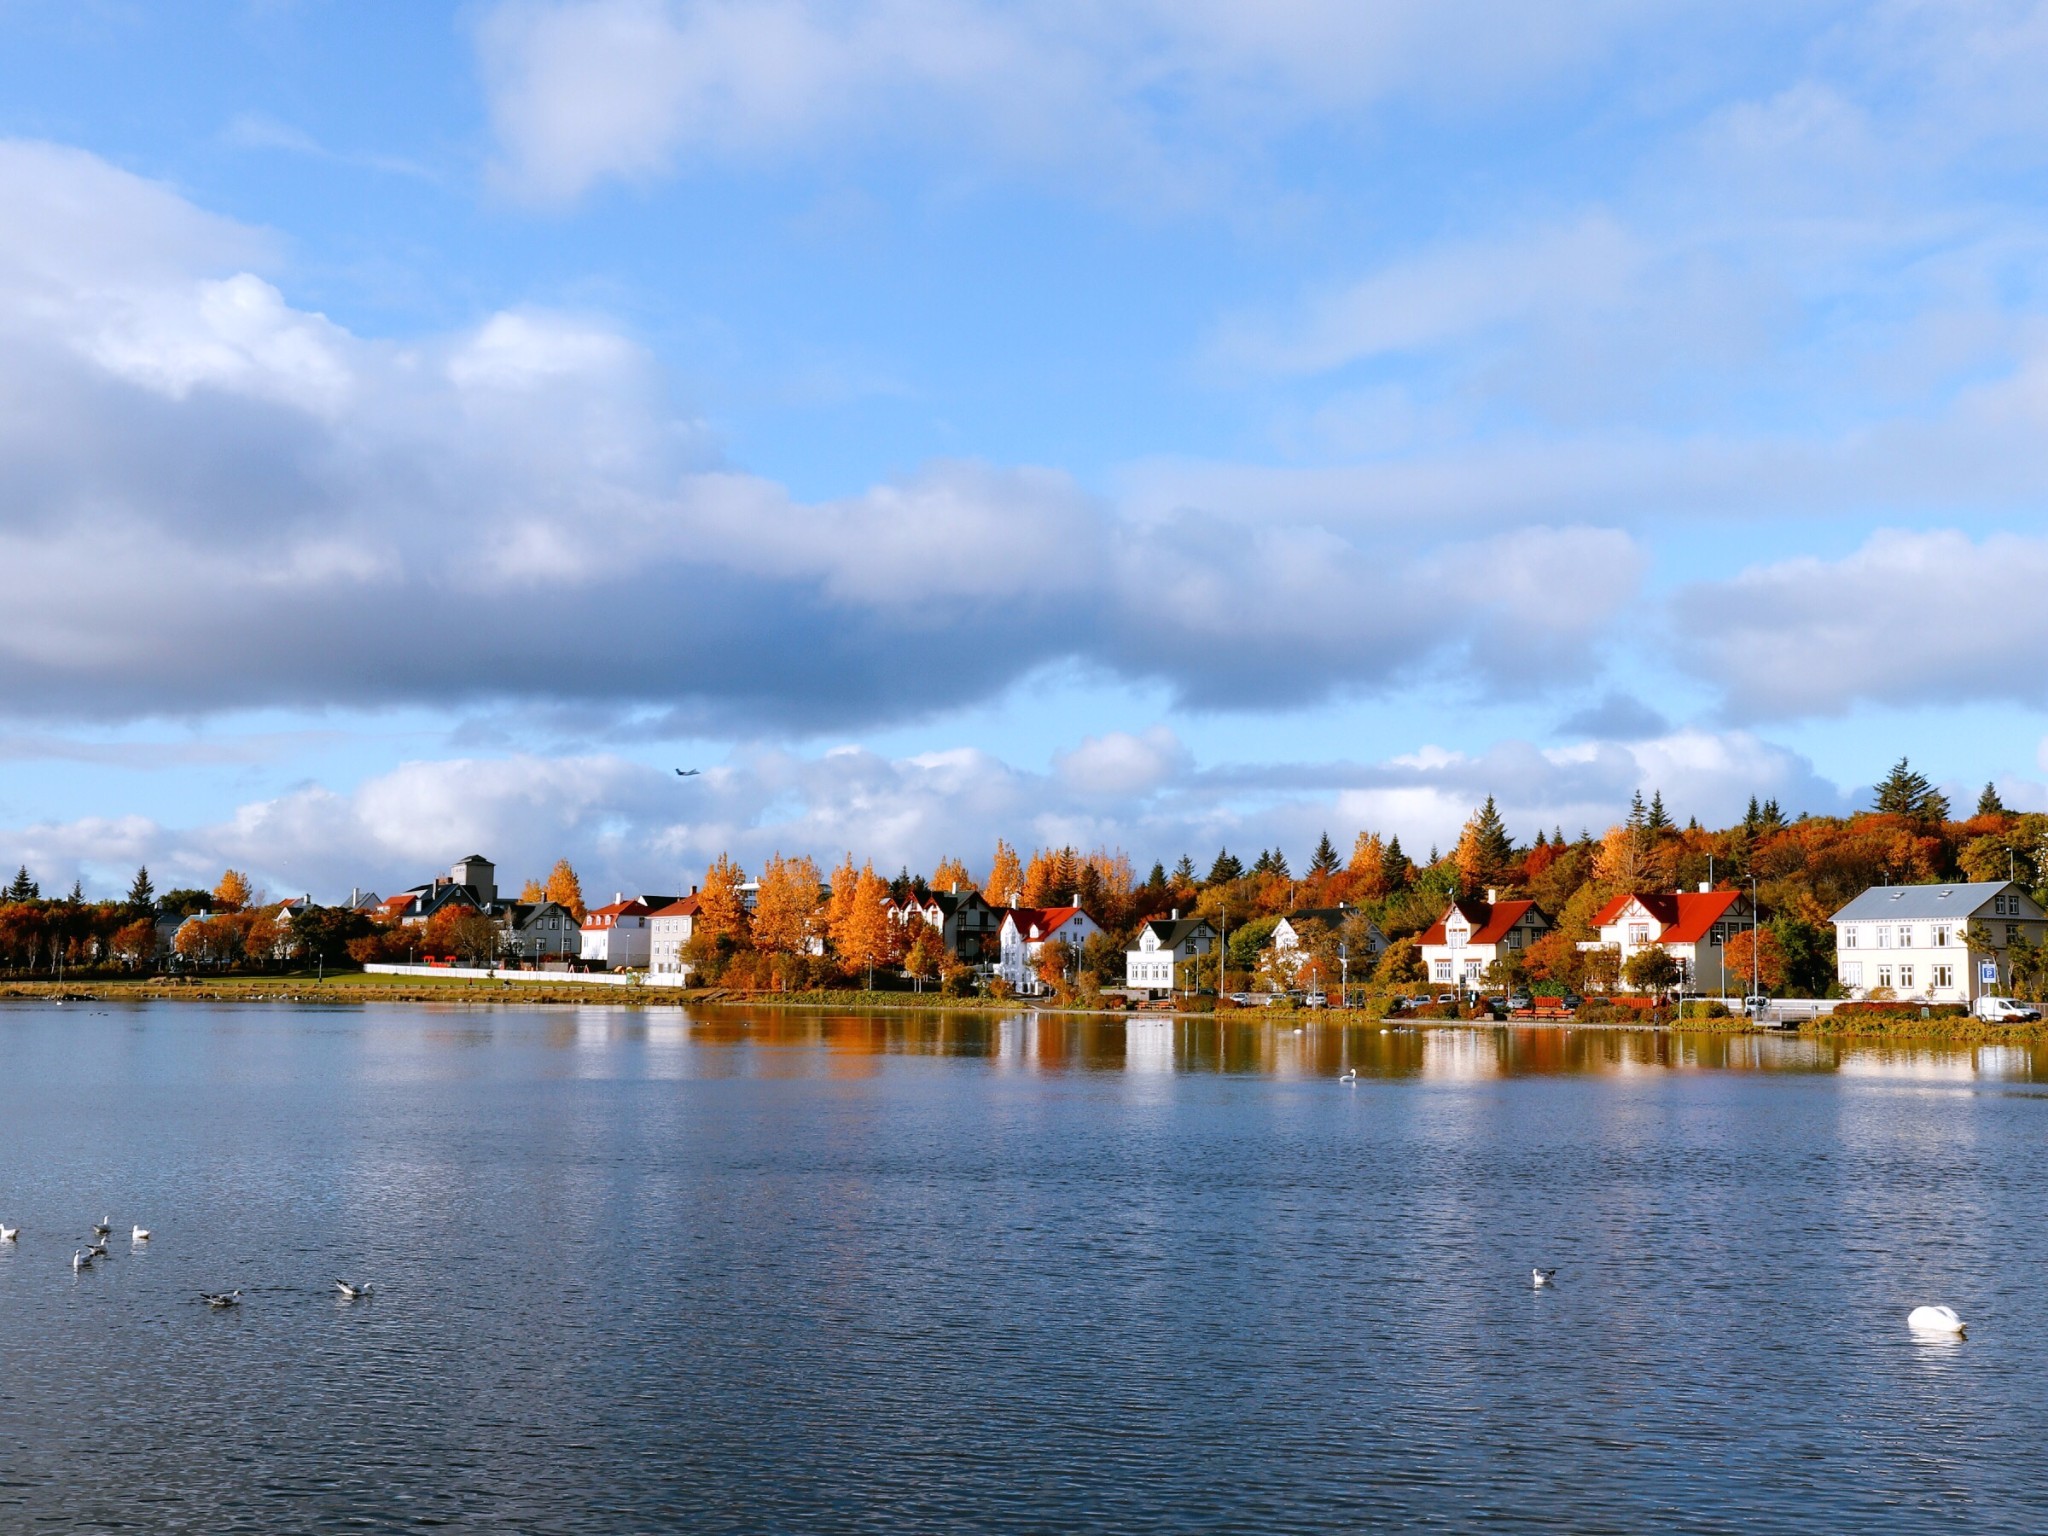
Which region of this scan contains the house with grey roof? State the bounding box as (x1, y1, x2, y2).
(1125, 913, 1217, 999)
(1830, 880, 2048, 1002)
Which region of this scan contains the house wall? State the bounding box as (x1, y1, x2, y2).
(1834, 907, 2047, 1001)
(581, 915, 651, 969)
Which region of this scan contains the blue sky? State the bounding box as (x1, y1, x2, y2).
(3, 0, 2048, 900)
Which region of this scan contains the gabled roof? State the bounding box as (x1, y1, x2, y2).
(1419, 898, 1545, 947)
(647, 895, 701, 919)
(583, 897, 653, 928)
(1831, 881, 2040, 924)
(1590, 889, 1745, 942)
(1137, 917, 1215, 948)
(1001, 904, 1093, 941)
(1283, 907, 1352, 927)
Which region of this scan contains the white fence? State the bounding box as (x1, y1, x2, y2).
(362, 963, 692, 989)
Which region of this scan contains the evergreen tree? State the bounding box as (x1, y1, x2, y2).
(1308, 832, 1341, 878)
(1872, 757, 1949, 822)
(1533, 828, 1548, 849)
(1626, 791, 1648, 832)
(1454, 795, 1515, 887)
(1380, 836, 1409, 892)
(1269, 849, 1290, 880)
(126, 865, 155, 909)
(1978, 782, 2008, 817)
(1205, 848, 1243, 885)
(1146, 861, 1167, 890)
(1759, 798, 1785, 831)
(1743, 795, 1762, 834)
(1645, 790, 1673, 832)
(1171, 854, 1196, 887)
(7, 866, 36, 901)
(1686, 815, 1700, 831)
(1250, 849, 1275, 877)
(66, 879, 83, 904)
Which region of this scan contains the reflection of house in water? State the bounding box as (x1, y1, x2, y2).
(1837, 1049, 1979, 1082)
(1123, 1018, 1175, 1074)
(1975, 1045, 2033, 1079)
(1420, 1029, 1504, 1080)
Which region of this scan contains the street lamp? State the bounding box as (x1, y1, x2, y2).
(1748, 873, 1760, 1012)
(1339, 941, 1349, 1011)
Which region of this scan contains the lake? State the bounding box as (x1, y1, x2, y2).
(2, 1002, 2044, 1533)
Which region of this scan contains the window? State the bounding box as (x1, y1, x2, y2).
(1875, 926, 1888, 948)
(1899, 965, 1914, 990)
(1842, 926, 1857, 948)
(1434, 959, 1451, 981)
(1711, 926, 1724, 946)
(1933, 924, 1949, 947)
(1934, 965, 1954, 989)
(1629, 924, 1650, 945)
(1895, 925, 1913, 948)
(1877, 966, 1893, 989)
(1843, 961, 1863, 986)
(1994, 894, 2009, 916)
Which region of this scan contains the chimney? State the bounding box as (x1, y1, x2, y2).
(1485, 887, 1498, 905)
(1698, 881, 1711, 894)
(951, 882, 959, 894)
(1071, 892, 1081, 909)
(1170, 908, 1179, 921)
(614, 892, 623, 904)
(1010, 890, 1022, 908)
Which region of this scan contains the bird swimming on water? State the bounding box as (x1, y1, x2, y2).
(1339, 1068, 1357, 1083)
(335, 1280, 373, 1300)
(91, 1218, 111, 1237)
(72, 1250, 93, 1271)
(1908, 1304, 1965, 1336)
(1532, 1267, 1558, 1288)
(85, 1238, 109, 1259)
(0, 1224, 18, 1241)
(200, 1290, 242, 1309)
(131, 1225, 150, 1242)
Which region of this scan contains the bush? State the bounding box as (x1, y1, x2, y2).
(1678, 999, 1730, 1020)
(1831, 1002, 1969, 1021)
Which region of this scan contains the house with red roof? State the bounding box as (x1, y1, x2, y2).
(1418, 890, 1550, 992)
(648, 894, 702, 977)
(997, 897, 1103, 994)
(1580, 885, 1754, 993)
(579, 894, 680, 970)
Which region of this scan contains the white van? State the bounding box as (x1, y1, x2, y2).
(1974, 996, 2041, 1023)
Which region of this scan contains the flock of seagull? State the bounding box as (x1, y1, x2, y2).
(1, 1217, 372, 1309)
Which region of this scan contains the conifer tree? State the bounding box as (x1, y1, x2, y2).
(1146, 861, 1167, 890)
(1626, 791, 1649, 832)
(1759, 798, 1785, 831)
(1744, 796, 1762, 834)
(126, 865, 155, 909)
(1268, 848, 1290, 880)
(1205, 848, 1243, 885)
(1454, 796, 1515, 888)
(1380, 836, 1409, 892)
(1645, 790, 1673, 832)
(8, 865, 36, 901)
(1308, 832, 1340, 878)
(67, 879, 83, 904)
(1170, 854, 1196, 888)
(1251, 849, 1275, 877)
(1977, 782, 2007, 817)
(1873, 757, 1948, 822)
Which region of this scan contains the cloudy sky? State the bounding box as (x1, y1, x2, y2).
(2, 0, 2046, 900)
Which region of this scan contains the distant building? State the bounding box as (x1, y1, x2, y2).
(1418, 891, 1550, 991)
(1580, 885, 1753, 993)
(648, 895, 701, 977)
(1831, 881, 2048, 1002)
(890, 885, 1003, 963)
(501, 900, 581, 963)
(1269, 905, 1385, 985)
(996, 898, 1103, 995)
(1124, 914, 1216, 999)
(581, 895, 658, 970)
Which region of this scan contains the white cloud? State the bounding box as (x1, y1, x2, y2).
(1676, 529, 2048, 719)
(5, 726, 1847, 904)
(0, 139, 1640, 728)
(475, 0, 1707, 204)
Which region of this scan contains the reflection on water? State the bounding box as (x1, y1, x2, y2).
(4, 999, 2047, 1534)
(660, 1006, 2048, 1085)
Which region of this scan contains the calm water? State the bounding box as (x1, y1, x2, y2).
(3, 1002, 2046, 1533)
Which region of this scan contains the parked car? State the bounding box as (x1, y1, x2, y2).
(1434, 992, 1457, 1005)
(1735, 995, 1773, 1016)
(1562, 993, 1583, 1010)
(1975, 996, 2042, 1023)
(1507, 993, 1533, 1011)
(1303, 992, 1328, 1008)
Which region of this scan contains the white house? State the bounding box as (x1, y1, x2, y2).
(1125, 914, 1216, 999)
(997, 899, 1103, 994)
(1580, 885, 1753, 993)
(1831, 880, 2048, 1002)
(1269, 906, 1385, 987)
(1418, 891, 1550, 991)
(581, 896, 656, 970)
(648, 895, 700, 977)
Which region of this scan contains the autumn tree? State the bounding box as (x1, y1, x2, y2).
(545, 859, 586, 921)
(904, 922, 945, 992)
(753, 853, 822, 960)
(1035, 937, 1076, 998)
(985, 840, 1025, 908)
(1721, 927, 1786, 993)
(1622, 946, 1682, 997)
(697, 854, 751, 946)
(212, 869, 252, 912)
(930, 855, 975, 894)
(112, 918, 157, 971)
(835, 862, 898, 987)
(519, 877, 545, 902)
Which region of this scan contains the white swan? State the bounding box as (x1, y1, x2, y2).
(1532, 1267, 1558, 1288)
(1908, 1304, 1965, 1336)
(0, 1224, 18, 1241)
(1339, 1068, 1357, 1083)
(131, 1226, 150, 1242)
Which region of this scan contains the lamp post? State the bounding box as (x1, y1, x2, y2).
(1749, 873, 1760, 1012)
(1339, 941, 1349, 1011)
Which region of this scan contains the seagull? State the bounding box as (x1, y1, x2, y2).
(0, 1224, 18, 1242)
(131, 1226, 151, 1242)
(1532, 1267, 1558, 1289)
(200, 1290, 242, 1309)
(72, 1249, 93, 1271)
(91, 1218, 111, 1237)
(85, 1238, 109, 1259)
(335, 1280, 373, 1300)
(674, 768, 701, 777)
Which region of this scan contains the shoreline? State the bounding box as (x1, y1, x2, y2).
(2, 976, 2044, 1043)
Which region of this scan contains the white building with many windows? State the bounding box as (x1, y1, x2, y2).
(1418, 891, 1550, 991)
(1831, 881, 2048, 1002)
